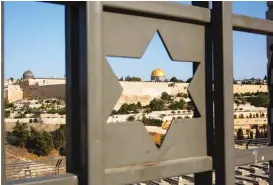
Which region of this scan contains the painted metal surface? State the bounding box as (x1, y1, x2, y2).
(212, 2, 235, 185)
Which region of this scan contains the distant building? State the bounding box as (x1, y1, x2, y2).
(151, 68, 166, 82)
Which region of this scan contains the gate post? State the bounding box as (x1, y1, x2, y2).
(192, 2, 213, 185)
(212, 2, 235, 185)
(266, 2, 273, 184)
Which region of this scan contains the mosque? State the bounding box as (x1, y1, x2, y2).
(4, 69, 268, 109)
(150, 68, 166, 82)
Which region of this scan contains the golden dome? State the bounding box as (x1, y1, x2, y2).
(151, 68, 165, 77)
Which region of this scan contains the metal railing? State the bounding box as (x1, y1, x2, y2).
(2, 1, 273, 185)
(4, 139, 269, 182)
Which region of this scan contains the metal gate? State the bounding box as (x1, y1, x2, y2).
(2, 1, 273, 185)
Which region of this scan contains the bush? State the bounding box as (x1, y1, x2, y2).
(236, 128, 244, 140)
(26, 127, 54, 156)
(169, 100, 185, 110)
(5, 111, 10, 118)
(149, 98, 165, 111)
(127, 115, 135, 121)
(59, 145, 66, 156)
(7, 122, 29, 147)
(51, 125, 66, 150)
(142, 116, 162, 127)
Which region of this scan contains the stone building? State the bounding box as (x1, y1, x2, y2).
(151, 68, 166, 82)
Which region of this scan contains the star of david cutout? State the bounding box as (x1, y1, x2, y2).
(105, 30, 202, 149)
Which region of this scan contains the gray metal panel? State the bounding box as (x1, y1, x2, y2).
(235, 147, 273, 166)
(105, 119, 208, 168)
(103, 58, 123, 123)
(105, 156, 212, 185)
(102, 2, 210, 183)
(212, 2, 235, 185)
(192, 2, 213, 185)
(103, 1, 210, 23)
(188, 61, 205, 117)
(1, 2, 5, 185)
(86, 2, 105, 185)
(233, 14, 273, 35)
(6, 174, 78, 185)
(103, 11, 205, 62)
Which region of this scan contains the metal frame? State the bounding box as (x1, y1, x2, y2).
(2, 1, 273, 185)
(212, 2, 235, 185)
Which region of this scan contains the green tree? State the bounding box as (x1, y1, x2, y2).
(127, 115, 135, 121)
(170, 77, 179, 82)
(246, 94, 268, 108)
(161, 92, 172, 102)
(51, 125, 66, 150)
(118, 103, 141, 114)
(5, 111, 10, 118)
(26, 127, 54, 156)
(7, 122, 29, 147)
(142, 116, 162, 127)
(124, 76, 141, 81)
(255, 127, 261, 139)
(185, 101, 194, 111)
(249, 131, 254, 139)
(5, 101, 14, 109)
(168, 99, 185, 110)
(186, 77, 192, 83)
(236, 128, 244, 140)
(149, 98, 165, 111)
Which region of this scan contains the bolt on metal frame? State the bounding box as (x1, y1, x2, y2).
(1, 1, 273, 185)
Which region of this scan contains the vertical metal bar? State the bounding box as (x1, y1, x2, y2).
(86, 2, 104, 185)
(267, 45, 273, 185)
(1, 2, 6, 185)
(266, 2, 273, 184)
(65, 3, 88, 185)
(212, 2, 235, 185)
(192, 1, 213, 185)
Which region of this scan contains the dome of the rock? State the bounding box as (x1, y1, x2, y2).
(151, 68, 166, 82)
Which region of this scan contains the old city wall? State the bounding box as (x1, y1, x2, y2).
(6, 85, 23, 103)
(25, 84, 65, 99)
(5, 122, 61, 132)
(233, 84, 267, 93)
(114, 82, 268, 110)
(6, 80, 268, 105)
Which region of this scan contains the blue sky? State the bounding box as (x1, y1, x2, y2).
(4, 1, 268, 81)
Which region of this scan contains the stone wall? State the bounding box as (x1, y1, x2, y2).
(6, 85, 23, 102)
(5, 122, 61, 132)
(5, 79, 268, 105)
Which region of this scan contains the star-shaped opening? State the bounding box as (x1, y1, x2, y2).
(106, 30, 201, 149)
